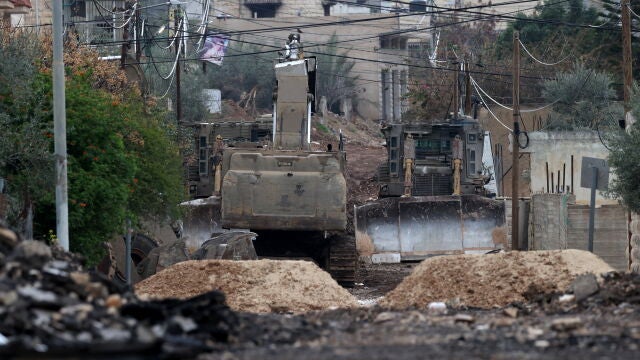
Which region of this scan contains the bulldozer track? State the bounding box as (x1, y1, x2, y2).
(328, 234, 358, 286)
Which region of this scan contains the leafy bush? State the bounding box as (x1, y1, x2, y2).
(1, 27, 183, 264)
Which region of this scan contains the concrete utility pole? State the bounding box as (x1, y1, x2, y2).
(53, 0, 69, 250)
(464, 56, 472, 115)
(453, 59, 460, 119)
(511, 31, 521, 251)
(121, 1, 131, 70)
(175, 5, 182, 129)
(135, 5, 142, 62)
(622, 0, 635, 130)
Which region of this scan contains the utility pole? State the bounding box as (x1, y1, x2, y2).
(175, 5, 182, 129)
(464, 56, 471, 115)
(511, 31, 520, 251)
(53, 0, 69, 250)
(135, 4, 142, 62)
(121, 1, 132, 69)
(453, 58, 460, 119)
(622, 0, 634, 130)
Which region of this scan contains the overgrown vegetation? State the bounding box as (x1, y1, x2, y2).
(311, 34, 359, 115)
(607, 87, 640, 213)
(542, 62, 622, 130)
(0, 26, 183, 264)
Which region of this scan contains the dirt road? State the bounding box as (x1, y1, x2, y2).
(199, 271, 640, 360)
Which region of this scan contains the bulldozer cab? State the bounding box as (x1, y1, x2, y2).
(377, 117, 487, 197)
(356, 117, 506, 262)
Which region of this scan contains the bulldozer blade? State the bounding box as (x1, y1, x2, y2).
(355, 195, 506, 261)
(191, 231, 258, 260)
(179, 196, 225, 250)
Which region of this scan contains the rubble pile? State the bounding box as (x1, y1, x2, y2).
(381, 250, 614, 309)
(135, 259, 358, 313)
(529, 271, 640, 312)
(0, 226, 238, 357)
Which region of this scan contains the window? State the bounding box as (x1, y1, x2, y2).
(200, 136, 207, 148)
(468, 133, 477, 143)
(390, 137, 398, 148)
(442, 139, 451, 151)
(71, 0, 86, 17)
(245, 2, 280, 18)
(379, 35, 408, 50)
(468, 150, 476, 175)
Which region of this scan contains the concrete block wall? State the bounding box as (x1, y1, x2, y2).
(566, 205, 628, 271)
(528, 194, 573, 250)
(528, 193, 629, 271)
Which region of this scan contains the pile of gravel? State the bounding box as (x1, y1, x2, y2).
(135, 259, 358, 313)
(380, 250, 614, 309)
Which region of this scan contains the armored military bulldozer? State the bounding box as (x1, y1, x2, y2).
(181, 43, 356, 283)
(100, 35, 355, 285)
(355, 115, 507, 262)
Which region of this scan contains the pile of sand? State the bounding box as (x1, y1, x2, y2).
(135, 259, 357, 313)
(380, 249, 614, 309)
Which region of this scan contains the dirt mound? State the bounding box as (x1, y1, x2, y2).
(135, 259, 358, 313)
(380, 250, 614, 309)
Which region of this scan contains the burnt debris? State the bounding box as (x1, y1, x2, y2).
(0, 224, 237, 358)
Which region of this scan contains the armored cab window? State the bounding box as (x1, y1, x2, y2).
(442, 139, 451, 151)
(467, 150, 476, 175)
(389, 136, 399, 177)
(198, 136, 208, 176)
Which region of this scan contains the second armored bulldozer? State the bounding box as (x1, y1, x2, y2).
(355, 115, 507, 261)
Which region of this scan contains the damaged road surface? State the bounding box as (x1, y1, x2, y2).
(210, 272, 640, 360)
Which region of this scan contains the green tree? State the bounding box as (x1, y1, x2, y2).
(1, 28, 184, 264)
(313, 34, 358, 114)
(607, 89, 640, 212)
(0, 27, 53, 234)
(199, 41, 275, 112)
(541, 63, 621, 129)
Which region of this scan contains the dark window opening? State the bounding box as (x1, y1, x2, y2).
(71, 0, 86, 17)
(246, 5, 278, 18)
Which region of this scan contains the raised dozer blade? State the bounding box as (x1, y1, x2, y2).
(355, 195, 507, 262)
